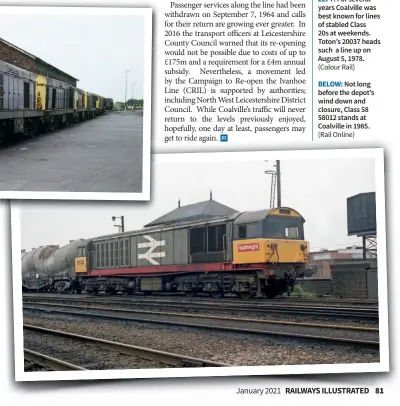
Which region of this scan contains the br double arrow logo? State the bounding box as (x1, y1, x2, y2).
(138, 235, 166, 265)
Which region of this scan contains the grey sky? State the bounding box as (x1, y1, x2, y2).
(20, 157, 375, 252)
(0, 12, 145, 100)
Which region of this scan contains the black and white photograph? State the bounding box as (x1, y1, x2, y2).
(0, 7, 152, 200)
(11, 149, 388, 382)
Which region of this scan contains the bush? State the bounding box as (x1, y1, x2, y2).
(290, 284, 314, 297)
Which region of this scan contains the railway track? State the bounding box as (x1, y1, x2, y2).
(22, 292, 378, 307)
(23, 295, 379, 320)
(23, 302, 380, 348)
(24, 348, 87, 371)
(24, 324, 231, 371)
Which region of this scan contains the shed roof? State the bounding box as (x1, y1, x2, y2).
(0, 37, 78, 82)
(144, 198, 238, 228)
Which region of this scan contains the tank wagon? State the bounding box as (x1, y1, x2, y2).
(22, 239, 89, 293)
(0, 59, 113, 141)
(21, 204, 313, 299)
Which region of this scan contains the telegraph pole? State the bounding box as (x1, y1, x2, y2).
(276, 160, 282, 208)
(124, 70, 130, 115)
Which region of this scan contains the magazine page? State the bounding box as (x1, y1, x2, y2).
(0, 0, 398, 405)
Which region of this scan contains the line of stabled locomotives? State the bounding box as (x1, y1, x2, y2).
(0, 59, 113, 141)
(21, 207, 315, 299)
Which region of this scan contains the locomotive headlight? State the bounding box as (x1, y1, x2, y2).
(300, 243, 308, 251)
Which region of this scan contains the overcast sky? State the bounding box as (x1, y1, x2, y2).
(20, 157, 375, 252)
(0, 11, 145, 100)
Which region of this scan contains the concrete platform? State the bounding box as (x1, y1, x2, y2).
(0, 111, 144, 193)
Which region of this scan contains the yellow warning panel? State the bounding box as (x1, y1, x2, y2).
(74, 257, 87, 274)
(35, 74, 46, 110)
(233, 239, 309, 264)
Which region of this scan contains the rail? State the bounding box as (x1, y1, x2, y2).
(24, 324, 232, 368)
(24, 348, 87, 371)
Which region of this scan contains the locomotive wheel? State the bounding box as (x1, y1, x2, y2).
(209, 290, 224, 299)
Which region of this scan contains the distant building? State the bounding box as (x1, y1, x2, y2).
(113, 102, 124, 110)
(308, 246, 364, 278)
(0, 37, 78, 87)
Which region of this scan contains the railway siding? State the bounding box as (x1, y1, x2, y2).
(23, 303, 380, 346)
(23, 315, 380, 367)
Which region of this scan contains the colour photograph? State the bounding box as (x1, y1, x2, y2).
(11, 149, 388, 382)
(0, 7, 152, 200)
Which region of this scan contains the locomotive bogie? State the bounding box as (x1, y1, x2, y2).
(73, 267, 298, 299)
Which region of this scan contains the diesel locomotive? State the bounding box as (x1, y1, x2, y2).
(21, 205, 313, 299)
(0, 59, 113, 141)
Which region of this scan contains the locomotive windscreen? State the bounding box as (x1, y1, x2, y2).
(262, 215, 305, 240)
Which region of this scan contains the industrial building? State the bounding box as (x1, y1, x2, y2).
(0, 37, 78, 87)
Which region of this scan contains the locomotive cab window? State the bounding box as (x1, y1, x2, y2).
(263, 215, 304, 240)
(285, 227, 299, 238)
(238, 225, 247, 239)
(77, 247, 86, 256)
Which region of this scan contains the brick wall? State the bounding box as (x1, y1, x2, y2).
(0, 42, 35, 72)
(0, 41, 77, 87)
(331, 261, 378, 298)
